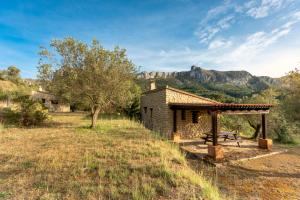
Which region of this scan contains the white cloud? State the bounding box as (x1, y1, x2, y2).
(246, 0, 288, 19)
(133, 12, 300, 77)
(195, 15, 235, 43)
(195, 0, 294, 44)
(208, 39, 232, 49)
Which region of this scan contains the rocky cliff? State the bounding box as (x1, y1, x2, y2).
(137, 66, 279, 87)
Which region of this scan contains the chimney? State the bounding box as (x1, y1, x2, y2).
(150, 80, 156, 90)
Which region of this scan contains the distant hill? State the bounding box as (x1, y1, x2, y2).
(137, 66, 280, 102)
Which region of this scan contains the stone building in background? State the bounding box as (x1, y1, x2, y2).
(0, 86, 70, 112)
(31, 87, 70, 112)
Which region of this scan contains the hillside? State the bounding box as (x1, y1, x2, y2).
(0, 113, 220, 200)
(137, 66, 280, 102)
(0, 80, 18, 92)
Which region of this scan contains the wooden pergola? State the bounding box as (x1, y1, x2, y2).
(169, 103, 273, 159)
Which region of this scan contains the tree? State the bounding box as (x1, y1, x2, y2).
(37, 37, 137, 128)
(0, 66, 21, 83)
(123, 84, 141, 119)
(281, 68, 300, 123)
(242, 89, 280, 139)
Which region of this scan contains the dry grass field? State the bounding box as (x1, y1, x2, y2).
(0, 113, 219, 200)
(190, 142, 300, 200)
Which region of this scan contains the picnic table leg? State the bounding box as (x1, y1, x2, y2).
(224, 135, 228, 141)
(204, 135, 208, 144)
(234, 134, 240, 147)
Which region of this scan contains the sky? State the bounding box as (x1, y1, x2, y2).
(0, 0, 300, 78)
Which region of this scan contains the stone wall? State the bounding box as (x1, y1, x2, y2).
(165, 88, 215, 138)
(141, 87, 216, 139)
(176, 110, 212, 139)
(141, 89, 169, 136)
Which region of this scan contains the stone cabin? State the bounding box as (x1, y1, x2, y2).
(31, 90, 70, 112)
(141, 81, 273, 159)
(0, 90, 70, 112)
(141, 82, 219, 139)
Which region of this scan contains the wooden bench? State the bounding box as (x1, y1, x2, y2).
(201, 131, 242, 147)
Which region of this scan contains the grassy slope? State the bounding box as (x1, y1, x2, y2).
(0, 113, 220, 200)
(0, 80, 17, 92)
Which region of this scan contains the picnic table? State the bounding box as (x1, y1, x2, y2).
(201, 131, 242, 147)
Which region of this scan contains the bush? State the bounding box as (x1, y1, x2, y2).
(2, 96, 49, 126)
(269, 113, 296, 144)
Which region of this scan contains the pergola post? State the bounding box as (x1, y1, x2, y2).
(258, 113, 272, 149)
(211, 111, 218, 146)
(261, 113, 266, 139)
(208, 111, 223, 160)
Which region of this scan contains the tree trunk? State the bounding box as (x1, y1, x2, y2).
(90, 106, 100, 128)
(248, 120, 261, 139)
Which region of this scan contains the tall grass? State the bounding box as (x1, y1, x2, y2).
(0, 122, 4, 133)
(0, 113, 221, 200)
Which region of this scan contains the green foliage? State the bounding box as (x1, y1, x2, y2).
(281, 69, 300, 123)
(0, 66, 21, 84)
(2, 96, 49, 126)
(123, 84, 141, 119)
(272, 117, 296, 144)
(37, 37, 138, 127)
(1, 108, 21, 125)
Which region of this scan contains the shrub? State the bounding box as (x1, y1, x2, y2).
(2, 96, 49, 126)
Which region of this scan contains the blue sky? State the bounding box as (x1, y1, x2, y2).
(0, 0, 300, 78)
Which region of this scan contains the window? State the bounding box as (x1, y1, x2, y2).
(51, 100, 58, 104)
(143, 107, 147, 114)
(192, 111, 199, 123)
(41, 98, 46, 103)
(181, 110, 186, 120)
(150, 108, 153, 118)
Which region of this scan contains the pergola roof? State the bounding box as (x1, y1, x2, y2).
(169, 103, 272, 113)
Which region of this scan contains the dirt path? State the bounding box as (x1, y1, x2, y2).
(209, 146, 300, 200)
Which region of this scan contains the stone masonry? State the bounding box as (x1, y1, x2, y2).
(141, 85, 217, 139)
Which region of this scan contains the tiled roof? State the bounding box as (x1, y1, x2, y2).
(143, 86, 219, 103)
(169, 103, 272, 110)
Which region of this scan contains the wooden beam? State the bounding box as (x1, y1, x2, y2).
(211, 112, 218, 146)
(173, 109, 177, 133)
(221, 110, 269, 115)
(262, 114, 266, 139)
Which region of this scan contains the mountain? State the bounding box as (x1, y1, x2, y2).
(137, 66, 280, 102)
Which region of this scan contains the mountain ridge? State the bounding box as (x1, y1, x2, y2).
(137, 66, 280, 102)
(138, 66, 279, 87)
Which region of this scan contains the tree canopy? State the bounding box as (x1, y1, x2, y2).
(38, 37, 138, 127)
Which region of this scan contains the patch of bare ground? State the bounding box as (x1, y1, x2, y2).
(0, 113, 220, 200)
(191, 146, 300, 200)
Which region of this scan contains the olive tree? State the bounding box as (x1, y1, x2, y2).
(38, 38, 137, 128)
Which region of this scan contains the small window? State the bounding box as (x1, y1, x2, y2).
(150, 108, 153, 118)
(143, 107, 147, 114)
(192, 111, 199, 124)
(51, 100, 58, 104)
(41, 98, 46, 103)
(181, 110, 186, 120)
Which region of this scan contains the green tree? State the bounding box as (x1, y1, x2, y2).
(37, 37, 137, 128)
(281, 69, 300, 123)
(243, 89, 279, 139)
(123, 84, 141, 119)
(0, 66, 21, 83)
(6, 66, 21, 83)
